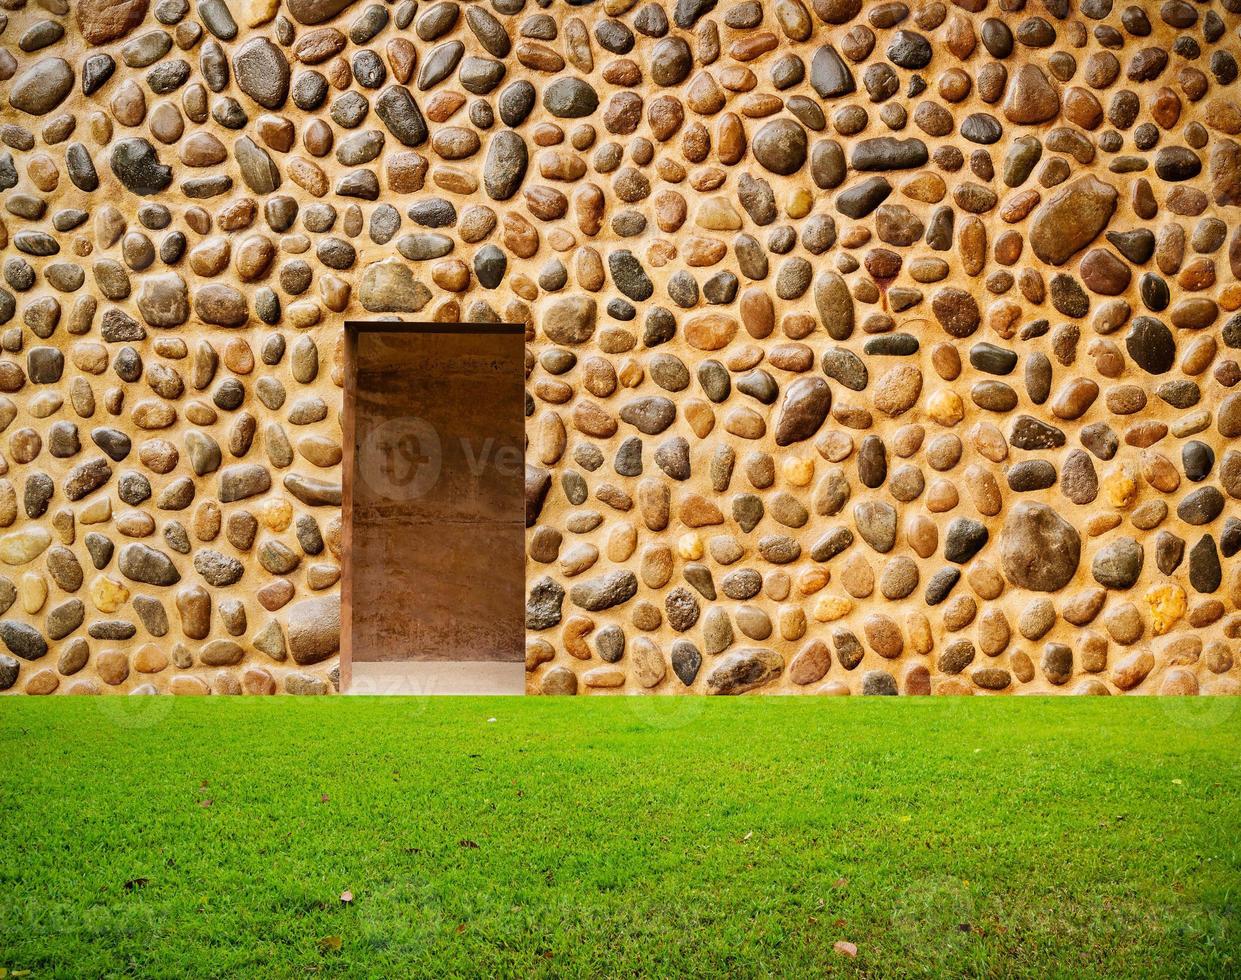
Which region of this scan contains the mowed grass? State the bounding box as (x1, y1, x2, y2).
(0, 697, 1238, 978)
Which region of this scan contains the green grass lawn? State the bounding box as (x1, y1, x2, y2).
(1, 697, 1237, 978)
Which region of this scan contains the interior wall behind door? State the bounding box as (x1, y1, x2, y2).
(349, 328, 524, 668)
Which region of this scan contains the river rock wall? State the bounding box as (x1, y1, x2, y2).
(0, 0, 1239, 696)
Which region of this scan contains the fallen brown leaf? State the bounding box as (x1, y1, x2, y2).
(833, 940, 858, 958)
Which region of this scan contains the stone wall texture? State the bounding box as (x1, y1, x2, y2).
(0, 0, 1239, 696)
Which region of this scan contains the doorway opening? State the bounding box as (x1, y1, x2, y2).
(341, 322, 526, 695)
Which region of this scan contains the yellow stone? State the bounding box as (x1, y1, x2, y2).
(1219, 282, 1241, 311)
(617, 358, 644, 388)
(0, 527, 51, 566)
(676, 532, 703, 560)
(606, 522, 637, 562)
(1146, 584, 1186, 635)
(28, 391, 62, 418)
(257, 498, 293, 531)
(926, 388, 964, 427)
(1103, 466, 1137, 509)
(52, 509, 74, 543)
(778, 605, 806, 640)
(240, 0, 279, 26)
(797, 568, 830, 595)
(1085, 511, 1123, 536)
(320, 274, 351, 312)
(510, 274, 537, 301)
(678, 493, 723, 526)
(1170, 410, 1210, 438)
(645, 238, 677, 267)
(287, 300, 322, 328)
(170, 674, 211, 695)
(546, 228, 576, 252)
(785, 187, 813, 218)
(19, 572, 47, 614)
(695, 197, 742, 230)
(79, 496, 112, 524)
(906, 612, 933, 655)
(307, 562, 341, 590)
(684, 313, 739, 351)
(133, 644, 170, 673)
(583, 667, 626, 688)
(782, 456, 814, 486)
(900, 170, 947, 203)
(812, 595, 854, 622)
(683, 399, 715, 439)
(24, 668, 58, 695)
(90, 575, 130, 613)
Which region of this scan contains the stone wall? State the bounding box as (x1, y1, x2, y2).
(0, 0, 1239, 696)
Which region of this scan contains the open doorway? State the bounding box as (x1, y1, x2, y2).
(341, 322, 526, 694)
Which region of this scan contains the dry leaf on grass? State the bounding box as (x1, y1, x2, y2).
(833, 940, 858, 958)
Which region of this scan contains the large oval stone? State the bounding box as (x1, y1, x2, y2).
(482, 130, 527, 201)
(813, 271, 854, 340)
(543, 78, 599, 118)
(752, 119, 807, 176)
(706, 648, 784, 694)
(233, 37, 290, 110)
(287, 596, 341, 665)
(77, 0, 150, 45)
(542, 296, 596, 345)
(1029, 175, 1118, 266)
(286, 0, 358, 25)
(8, 58, 74, 116)
(110, 138, 173, 195)
(1125, 317, 1175, 375)
(1002, 64, 1060, 124)
(774, 377, 831, 446)
(999, 502, 1081, 592)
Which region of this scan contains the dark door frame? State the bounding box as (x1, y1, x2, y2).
(340, 320, 525, 693)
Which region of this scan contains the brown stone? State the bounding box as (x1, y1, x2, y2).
(1002, 65, 1060, 124)
(1029, 176, 1119, 266)
(78, 0, 149, 46)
